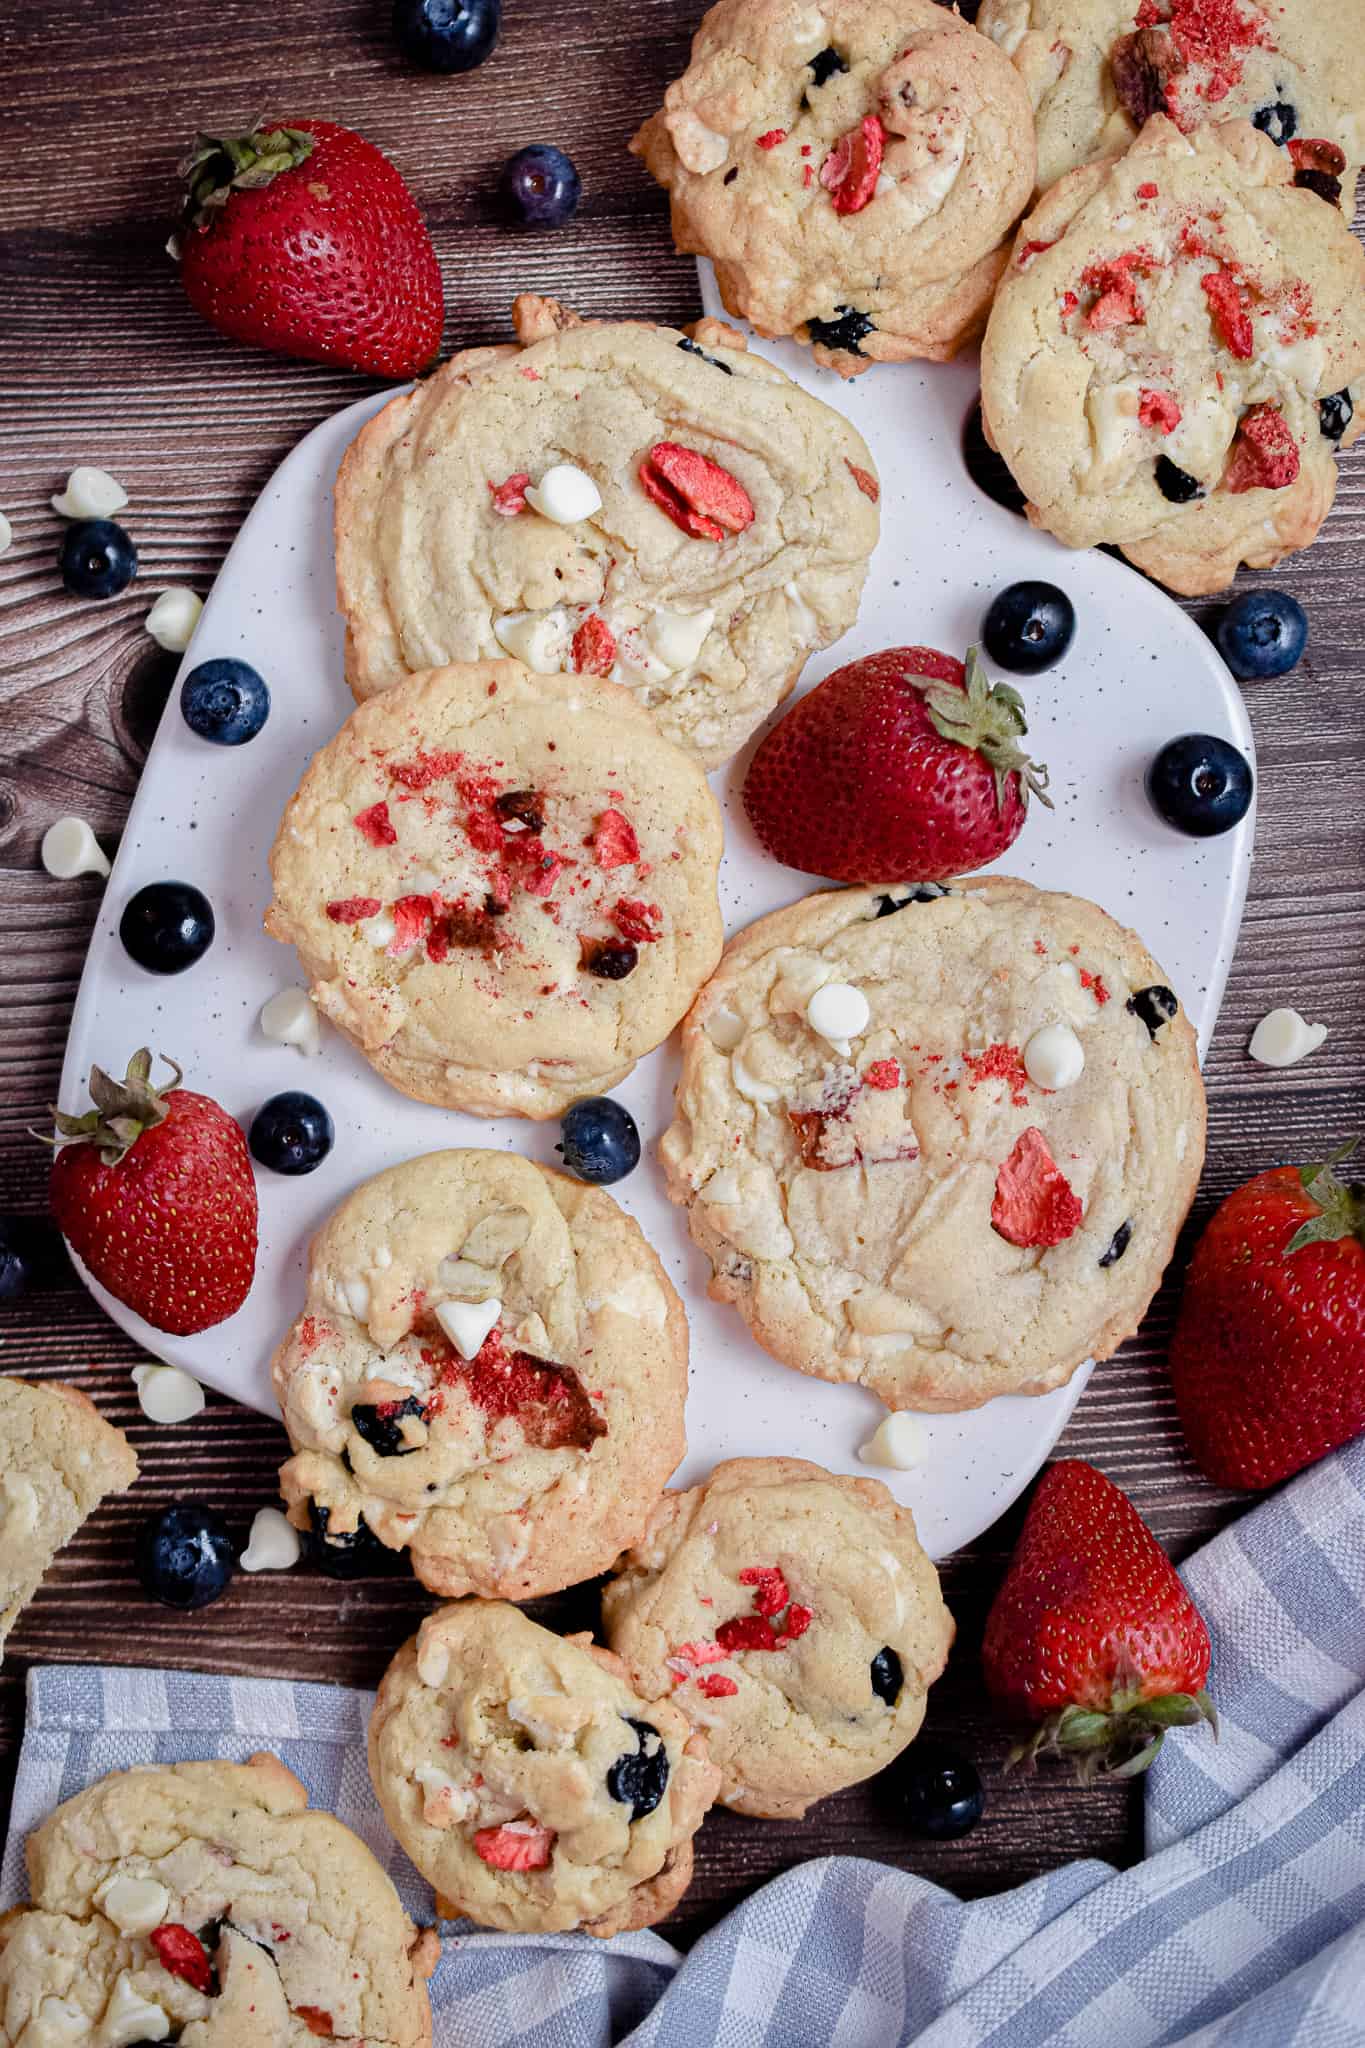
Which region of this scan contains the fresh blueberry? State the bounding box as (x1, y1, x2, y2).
(59, 518, 137, 600)
(1098, 1219, 1133, 1268)
(558, 1096, 640, 1185)
(351, 1396, 425, 1458)
(249, 1092, 334, 1176)
(1127, 985, 1178, 1040)
(1251, 101, 1296, 147)
(1146, 734, 1253, 838)
(1319, 389, 1354, 442)
(180, 658, 271, 745)
(606, 1718, 670, 1821)
(392, 0, 500, 72)
(1215, 589, 1307, 680)
(805, 306, 875, 356)
(894, 1745, 985, 1840)
(501, 144, 582, 229)
(982, 580, 1076, 674)
(0, 1219, 29, 1304)
(119, 880, 215, 974)
(1154, 455, 1204, 503)
(305, 1502, 406, 1578)
(136, 1504, 236, 1610)
(870, 1647, 903, 1704)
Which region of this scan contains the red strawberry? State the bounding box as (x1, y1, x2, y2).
(982, 1460, 1216, 1777)
(742, 646, 1051, 883)
(992, 1128, 1083, 1248)
(47, 1049, 257, 1336)
(175, 119, 444, 378)
(149, 1923, 214, 1992)
(1169, 1145, 1365, 1489)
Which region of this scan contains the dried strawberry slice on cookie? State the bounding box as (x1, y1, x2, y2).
(150, 1923, 215, 1993)
(820, 115, 884, 216)
(474, 1819, 555, 1870)
(639, 443, 755, 541)
(991, 1128, 1083, 1248)
(1224, 404, 1300, 493)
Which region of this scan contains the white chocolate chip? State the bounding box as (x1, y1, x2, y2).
(260, 986, 321, 1057)
(434, 1296, 501, 1359)
(364, 910, 397, 949)
(41, 815, 111, 880)
(647, 606, 714, 672)
(706, 1004, 746, 1051)
(132, 1363, 205, 1426)
(144, 586, 202, 653)
(416, 1635, 451, 1688)
(806, 981, 870, 1049)
(731, 1046, 784, 1104)
(588, 1272, 667, 1327)
(667, 110, 730, 174)
(858, 1411, 929, 1470)
(343, 1276, 371, 1322)
(875, 172, 896, 197)
(701, 1168, 743, 1206)
(415, 1764, 477, 1827)
(493, 607, 571, 673)
(1023, 1022, 1086, 1091)
(524, 463, 602, 525)
(52, 465, 128, 521)
(95, 1872, 171, 1936)
(0, 512, 11, 557)
(240, 1506, 302, 1573)
(1248, 1007, 1328, 1069)
(100, 1973, 171, 2044)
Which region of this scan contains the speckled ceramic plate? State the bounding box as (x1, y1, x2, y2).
(60, 321, 1254, 1559)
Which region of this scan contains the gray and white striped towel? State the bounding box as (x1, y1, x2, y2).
(5, 1438, 1364, 2045)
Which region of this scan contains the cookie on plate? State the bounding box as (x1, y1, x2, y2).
(602, 1456, 954, 1819)
(978, 0, 1365, 204)
(661, 876, 1205, 1410)
(0, 1375, 138, 1667)
(274, 1149, 688, 1598)
(0, 1754, 438, 2045)
(334, 294, 879, 767)
(369, 1600, 720, 1935)
(631, 0, 1037, 374)
(980, 115, 1365, 596)
(265, 658, 724, 1118)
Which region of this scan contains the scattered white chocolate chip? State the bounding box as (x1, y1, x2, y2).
(101, 1973, 171, 2043)
(51, 465, 128, 521)
(343, 1276, 371, 1322)
(1023, 1021, 1086, 1091)
(132, 1363, 205, 1426)
(144, 586, 202, 653)
(730, 1047, 783, 1104)
(647, 606, 714, 671)
(95, 1872, 171, 1936)
(859, 1411, 930, 1470)
(0, 512, 12, 557)
(240, 1506, 302, 1573)
(260, 985, 321, 1057)
(416, 1635, 450, 1687)
(1248, 1007, 1328, 1069)
(365, 910, 398, 949)
(434, 1296, 502, 1359)
(493, 607, 571, 673)
(705, 1004, 746, 1051)
(41, 815, 111, 880)
(524, 462, 602, 525)
(806, 981, 870, 1050)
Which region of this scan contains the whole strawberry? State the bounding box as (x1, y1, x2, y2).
(982, 1460, 1215, 1777)
(48, 1049, 257, 1336)
(742, 646, 1051, 883)
(1170, 1145, 1365, 1489)
(175, 119, 444, 377)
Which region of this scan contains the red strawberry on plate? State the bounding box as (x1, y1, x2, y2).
(742, 646, 1051, 883)
(982, 1459, 1216, 1777)
(48, 1048, 257, 1336)
(1169, 1144, 1365, 1489)
(175, 118, 444, 377)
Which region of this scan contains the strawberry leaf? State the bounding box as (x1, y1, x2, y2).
(44, 1048, 181, 1166)
(1287, 1141, 1365, 1255)
(922, 649, 1054, 815)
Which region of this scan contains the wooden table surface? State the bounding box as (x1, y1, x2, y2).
(2, 0, 1363, 1948)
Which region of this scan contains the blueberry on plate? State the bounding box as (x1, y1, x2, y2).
(1214, 590, 1307, 680)
(981, 580, 1076, 674)
(606, 1718, 670, 1821)
(0, 1218, 30, 1303)
(1145, 734, 1254, 838)
(119, 880, 215, 974)
(392, 0, 500, 72)
(180, 657, 271, 745)
(894, 1744, 985, 1840)
(249, 1092, 334, 1176)
(59, 518, 137, 600)
(136, 1504, 236, 1610)
(501, 144, 582, 229)
(558, 1095, 641, 1185)
(305, 1502, 407, 1579)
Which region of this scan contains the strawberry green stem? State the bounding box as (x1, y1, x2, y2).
(43, 1047, 180, 1166)
(1288, 1142, 1365, 1254)
(177, 121, 316, 237)
(922, 648, 1054, 815)
(1006, 1687, 1218, 1781)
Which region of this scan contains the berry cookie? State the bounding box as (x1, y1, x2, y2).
(979, 0, 1365, 204)
(265, 658, 723, 1117)
(980, 116, 1365, 596)
(0, 1754, 438, 2045)
(1, 1375, 138, 1667)
(601, 1456, 954, 1819)
(273, 1149, 688, 1598)
(631, 0, 1037, 374)
(369, 1601, 720, 1935)
(333, 294, 879, 766)
(661, 876, 1205, 1410)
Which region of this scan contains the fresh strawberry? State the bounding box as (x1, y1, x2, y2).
(175, 118, 444, 378)
(742, 646, 1051, 884)
(982, 1460, 1216, 1777)
(47, 1049, 257, 1336)
(473, 1820, 555, 1871)
(1169, 1145, 1365, 1488)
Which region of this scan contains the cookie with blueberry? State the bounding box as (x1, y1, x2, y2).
(602, 1456, 953, 1819)
(368, 1600, 720, 1934)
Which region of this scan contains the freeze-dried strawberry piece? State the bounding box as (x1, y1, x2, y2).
(488, 472, 530, 517)
(1201, 271, 1254, 358)
(779, 1603, 813, 1641)
(389, 749, 464, 791)
(473, 1821, 555, 1871)
(1224, 403, 1301, 493)
(1136, 181, 1159, 199)
(673, 1639, 731, 1665)
(716, 1613, 779, 1653)
(150, 1924, 214, 1993)
(1289, 136, 1346, 202)
(1016, 238, 1057, 268)
(1139, 388, 1181, 433)
(846, 460, 880, 501)
(440, 1329, 607, 1451)
(639, 443, 755, 542)
(964, 1042, 1031, 1108)
(572, 615, 617, 675)
(1083, 257, 1144, 330)
(820, 114, 885, 215)
(697, 1673, 740, 1698)
(594, 808, 640, 868)
(612, 897, 662, 943)
(756, 128, 787, 149)
(506, 837, 571, 898)
(354, 800, 397, 846)
(387, 893, 435, 955)
(991, 1127, 1083, 1248)
(296, 2012, 335, 2040)
(864, 1059, 902, 1090)
(326, 896, 382, 923)
(739, 1564, 789, 1616)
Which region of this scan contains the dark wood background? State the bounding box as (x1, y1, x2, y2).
(2, 0, 1362, 1946)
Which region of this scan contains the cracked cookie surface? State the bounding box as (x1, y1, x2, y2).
(660, 876, 1205, 1410)
(0, 1754, 437, 2046)
(265, 658, 724, 1117)
(368, 1601, 719, 1935)
(602, 1456, 953, 1819)
(333, 295, 878, 766)
(274, 1149, 688, 1599)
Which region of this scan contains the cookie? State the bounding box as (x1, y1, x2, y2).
(0, 1754, 438, 2045)
(274, 1149, 689, 1599)
(601, 1456, 953, 1819)
(369, 1601, 720, 1936)
(631, 0, 1037, 374)
(661, 876, 1205, 1410)
(979, 0, 1365, 204)
(265, 658, 724, 1118)
(0, 1375, 138, 1667)
(980, 115, 1365, 596)
(333, 294, 879, 767)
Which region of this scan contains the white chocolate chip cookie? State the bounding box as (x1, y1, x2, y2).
(661, 877, 1205, 1410)
(273, 1150, 688, 1599)
(368, 1601, 719, 1936)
